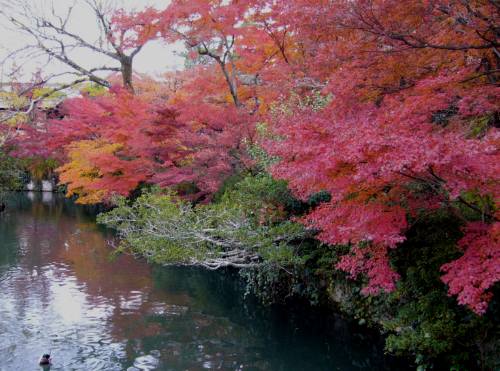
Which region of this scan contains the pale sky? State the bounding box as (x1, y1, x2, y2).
(0, 0, 184, 83)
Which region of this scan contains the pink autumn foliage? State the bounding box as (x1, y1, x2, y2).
(154, 94, 255, 198)
(264, 0, 500, 312)
(109, 8, 160, 51)
(267, 72, 499, 309)
(12, 87, 184, 201)
(441, 222, 500, 315)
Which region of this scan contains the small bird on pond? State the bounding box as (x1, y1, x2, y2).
(39, 354, 52, 365)
(0, 203, 5, 213)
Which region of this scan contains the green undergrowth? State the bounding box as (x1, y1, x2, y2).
(98, 172, 499, 370)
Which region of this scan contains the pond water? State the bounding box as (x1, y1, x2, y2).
(0, 193, 398, 370)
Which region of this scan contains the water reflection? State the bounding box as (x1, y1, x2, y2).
(0, 193, 396, 370)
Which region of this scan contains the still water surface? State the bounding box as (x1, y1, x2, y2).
(0, 193, 393, 370)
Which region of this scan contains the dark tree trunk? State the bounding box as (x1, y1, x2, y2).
(121, 56, 134, 93)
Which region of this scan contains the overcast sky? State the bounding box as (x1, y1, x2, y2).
(0, 0, 184, 83)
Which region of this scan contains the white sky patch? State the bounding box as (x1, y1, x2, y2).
(0, 0, 184, 83)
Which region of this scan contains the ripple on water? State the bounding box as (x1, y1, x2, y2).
(133, 354, 160, 370)
(150, 303, 189, 317)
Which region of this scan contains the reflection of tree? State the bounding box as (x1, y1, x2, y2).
(1, 195, 153, 342)
(3, 197, 62, 312)
(0, 193, 393, 370)
(148, 265, 394, 370)
(55, 220, 161, 342)
(4, 194, 198, 346)
(56, 223, 151, 293)
(152, 266, 245, 315)
(0, 210, 19, 268)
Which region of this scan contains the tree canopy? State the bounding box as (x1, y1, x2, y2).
(4, 0, 499, 319)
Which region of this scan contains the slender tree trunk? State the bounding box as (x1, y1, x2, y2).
(121, 56, 134, 93)
(218, 61, 240, 107)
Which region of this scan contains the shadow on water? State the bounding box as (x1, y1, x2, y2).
(0, 193, 404, 371)
(149, 266, 401, 371)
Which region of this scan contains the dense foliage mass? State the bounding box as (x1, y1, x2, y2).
(4, 0, 499, 368)
(0, 151, 24, 200)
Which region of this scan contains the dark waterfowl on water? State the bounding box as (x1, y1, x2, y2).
(39, 354, 51, 365)
(0, 203, 5, 213)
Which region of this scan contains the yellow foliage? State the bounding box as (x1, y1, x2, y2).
(0, 91, 29, 125)
(57, 139, 122, 204)
(0, 91, 28, 109)
(79, 82, 109, 97)
(31, 87, 65, 100)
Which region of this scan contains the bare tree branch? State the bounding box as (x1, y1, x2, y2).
(0, 0, 153, 92)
